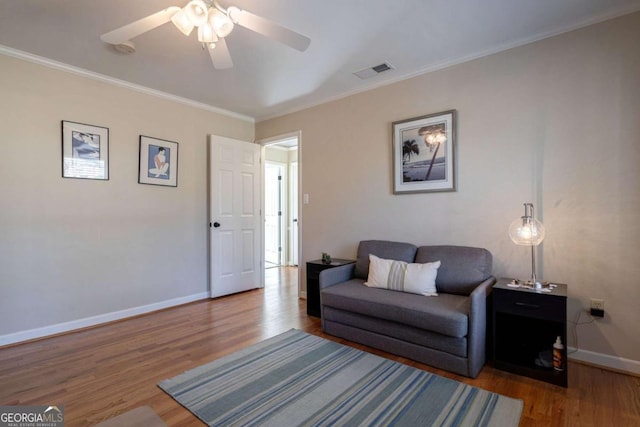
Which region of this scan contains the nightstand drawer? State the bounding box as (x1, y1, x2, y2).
(492, 279, 568, 387)
(493, 289, 565, 321)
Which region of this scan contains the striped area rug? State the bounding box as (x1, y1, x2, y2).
(159, 329, 522, 427)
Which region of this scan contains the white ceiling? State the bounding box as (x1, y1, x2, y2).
(1, 0, 639, 121)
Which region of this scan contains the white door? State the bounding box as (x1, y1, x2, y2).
(289, 162, 299, 266)
(264, 163, 283, 266)
(209, 135, 262, 298)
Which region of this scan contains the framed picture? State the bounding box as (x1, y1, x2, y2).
(138, 135, 178, 187)
(392, 110, 456, 194)
(61, 120, 109, 180)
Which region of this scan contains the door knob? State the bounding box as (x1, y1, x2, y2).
(213, 222, 221, 228)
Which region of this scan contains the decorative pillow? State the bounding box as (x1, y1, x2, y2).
(364, 254, 440, 296)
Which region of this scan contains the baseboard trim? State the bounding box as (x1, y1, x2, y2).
(7, 296, 636, 376)
(568, 346, 640, 376)
(0, 292, 209, 347)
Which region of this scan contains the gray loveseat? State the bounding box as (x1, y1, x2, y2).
(319, 240, 495, 378)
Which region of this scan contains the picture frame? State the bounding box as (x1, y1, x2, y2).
(392, 110, 456, 194)
(138, 135, 178, 187)
(61, 120, 109, 180)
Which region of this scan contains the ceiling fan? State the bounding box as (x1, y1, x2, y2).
(100, 0, 311, 69)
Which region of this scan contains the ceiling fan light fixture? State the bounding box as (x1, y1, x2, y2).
(185, 0, 209, 27)
(209, 9, 234, 38)
(198, 23, 218, 43)
(171, 8, 195, 36)
(227, 6, 242, 24)
(114, 41, 136, 54)
(100, 1, 310, 71)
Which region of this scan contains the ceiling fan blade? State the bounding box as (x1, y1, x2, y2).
(100, 6, 181, 45)
(209, 38, 233, 69)
(228, 8, 310, 52)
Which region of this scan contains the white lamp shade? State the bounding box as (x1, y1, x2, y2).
(509, 217, 545, 245)
(209, 9, 234, 37)
(185, 0, 209, 27)
(198, 23, 218, 43)
(171, 8, 195, 36)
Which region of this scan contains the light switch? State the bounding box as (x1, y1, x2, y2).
(303, 193, 309, 204)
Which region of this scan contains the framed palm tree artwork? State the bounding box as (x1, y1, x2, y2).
(392, 110, 456, 194)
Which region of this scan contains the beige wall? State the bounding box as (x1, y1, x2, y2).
(257, 13, 640, 365)
(0, 54, 254, 341)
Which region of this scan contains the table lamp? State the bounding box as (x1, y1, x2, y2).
(509, 203, 545, 288)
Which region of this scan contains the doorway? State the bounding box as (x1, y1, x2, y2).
(264, 162, 285, 268)
(261, 134, 300, 292)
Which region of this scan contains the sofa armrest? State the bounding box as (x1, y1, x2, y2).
(467, 276, 496, 378)
(319, 263, 356, 289)
(319, 264, 356, 329)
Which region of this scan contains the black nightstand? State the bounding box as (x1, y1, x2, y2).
(492, 279, 568, 387)
(306, 259, 355, 317)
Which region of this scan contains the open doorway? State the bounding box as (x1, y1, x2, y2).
(264, 162, 285, 268)
(261, 134, 300, 293)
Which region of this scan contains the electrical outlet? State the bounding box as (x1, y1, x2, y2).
(590, 298, 604, 318)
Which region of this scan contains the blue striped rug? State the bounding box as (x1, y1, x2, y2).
(159, 329, 522, 426)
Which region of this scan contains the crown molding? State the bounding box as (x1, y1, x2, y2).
(256, 4, 640, 122)
(0, 44, 254, 123)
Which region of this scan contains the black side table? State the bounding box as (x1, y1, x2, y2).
(492, 278, 568, 387)
(306, 259, 355, 317)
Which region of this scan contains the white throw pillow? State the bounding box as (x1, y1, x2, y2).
(364, 254, 440, 296)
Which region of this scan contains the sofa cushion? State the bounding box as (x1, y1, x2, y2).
(365, 254, 440, 296)
(414, 246, 492, 295)
(354, 240, 417, 279)
(321, 280, 469, 338)
(323, 307, 467, 357)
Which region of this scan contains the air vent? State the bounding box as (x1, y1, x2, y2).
(353, 62, 395, 79)
(372, 63, 392, 73)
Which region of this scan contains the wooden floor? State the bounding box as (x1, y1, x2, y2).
(1, 267, 638, 426)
